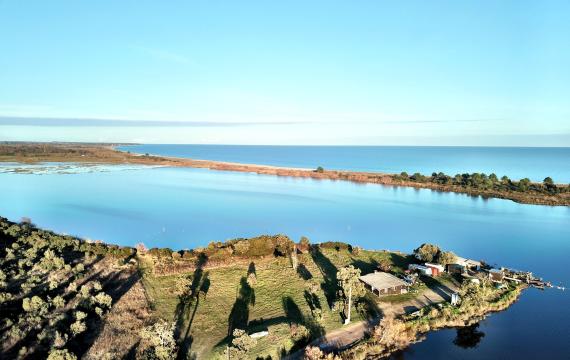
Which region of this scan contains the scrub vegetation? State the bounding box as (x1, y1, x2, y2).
(0, 217, 151, 359)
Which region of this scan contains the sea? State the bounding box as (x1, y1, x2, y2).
(1, 145, 568, 359)
(117, 144, 570, 183)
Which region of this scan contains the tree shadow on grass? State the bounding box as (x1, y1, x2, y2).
(213, 271, 256, 351)
(350, 258, 379, 274)
(310, 248, 338, 309)
(174, 253, 209, 359)
(228, 277, 255, 335)
(282, 296, 325, 353)
(304, 290, 322, 314)
(356, 293, 382, 320)
(297, 263, 313, 280)
(391, 253, 415, 270)
(248, 262, 256, 277)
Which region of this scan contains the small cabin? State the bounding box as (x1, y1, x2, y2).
(425, 263, 445, 276)
(408, 264, 432, 276)
(489, 268, 505, 283)
(359, 271, 409, 296)
(455, 257, 482, 271)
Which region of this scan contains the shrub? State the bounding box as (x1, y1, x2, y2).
(70, 321, 86, 336)
(436, 251, 457, 265)
(22, 296, 48, 316)
(92, 292, 113, 309)
(290, 324, 310, 343)
(47, 348, 77, 360)
(140, 320, 178, 360)
(414, 243, 441, 262)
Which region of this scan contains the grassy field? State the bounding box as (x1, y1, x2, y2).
(140, 247, 414, 359)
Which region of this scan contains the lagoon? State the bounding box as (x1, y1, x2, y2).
(0, 164, 568, 358)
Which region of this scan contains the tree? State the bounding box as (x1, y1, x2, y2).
(226, 328, 256, 359)
(337, 265, 365, 324)
(140, 320, 178, 360)
(414, 243, 440, 263)
(22, 296, 48, 316)
(299, 236, 311, 252)
(291, 246, 299, 270)
(543, 177, 558, 193)
(517, 178, 531, 192)
(377, 258, 392, 272)
(246, 272, 257, 287)
(304, 346, 340, 360)
(136, 242, 148, 254)
(543, 177, 554, 186)
(436, 251, 457, 266)
(372, 315, 412, 351)
(315, 166, 324, 173)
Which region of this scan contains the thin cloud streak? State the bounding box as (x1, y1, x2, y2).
(374, 118, 508, 124)
(130, 44, 190, 64)
(0, 116, 305, 127)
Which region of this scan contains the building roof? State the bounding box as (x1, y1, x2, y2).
(409, 264, 430, 271)
(359, 271, 408, 290)
(425, 263, 445, 271)
(454, 256, 482, 268)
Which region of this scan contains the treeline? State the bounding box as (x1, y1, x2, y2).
(394, 171, 569, 195)
(0, 144, 92, 158)
(143, 234, 301, 275)
(145, 237, 359, 264)
(0, 217, 134, 359)
(145, 234, 295, 260)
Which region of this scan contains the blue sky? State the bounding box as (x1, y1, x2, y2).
(0, 1, 569, 146)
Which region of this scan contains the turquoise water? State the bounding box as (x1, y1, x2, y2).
(0, 163, 568, 358)
(118, 145, 570, 182)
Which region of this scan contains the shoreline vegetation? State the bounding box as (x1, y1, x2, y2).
(1, 142, 569, 206)
(1, 217, 529, 359)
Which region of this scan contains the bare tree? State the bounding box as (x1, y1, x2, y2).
(337, 265, 364, 324)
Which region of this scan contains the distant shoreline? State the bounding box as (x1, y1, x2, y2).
(1, 142, 569, 206)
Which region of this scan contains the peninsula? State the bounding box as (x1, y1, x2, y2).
(1, 142, 569, 206)
(0, 217, 531, 359)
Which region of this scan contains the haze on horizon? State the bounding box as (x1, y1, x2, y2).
(0, 1, 569, 146)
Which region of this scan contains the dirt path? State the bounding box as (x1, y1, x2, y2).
(314, 319, 379, 352)
(285, 318, 378, 359)
(286, 283, 459, 359)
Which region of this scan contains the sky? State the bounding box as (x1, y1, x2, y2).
(0, 0, 569, 146)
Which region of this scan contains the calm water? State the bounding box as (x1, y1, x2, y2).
(0, 163, 568, 359)
(118, 145, 570, 182)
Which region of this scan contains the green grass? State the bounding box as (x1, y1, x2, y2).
(140, 247, 413, 359)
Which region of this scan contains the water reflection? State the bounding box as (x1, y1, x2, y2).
(453, 323, 485, 349)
